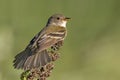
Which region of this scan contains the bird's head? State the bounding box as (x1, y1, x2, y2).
(47, 14, 70, 27)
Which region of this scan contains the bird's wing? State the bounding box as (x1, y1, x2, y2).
(27, 30, 65, 53)
(36, 31, 65, 52)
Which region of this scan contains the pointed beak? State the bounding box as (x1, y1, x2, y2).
(64, 17, 71, 21)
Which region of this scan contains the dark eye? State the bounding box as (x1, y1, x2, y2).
(57, 17, 60, 20)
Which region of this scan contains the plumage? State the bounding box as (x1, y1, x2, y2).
(13, 14, 70, 70)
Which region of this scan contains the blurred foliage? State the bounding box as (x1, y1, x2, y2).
(0, 0, 120, 80)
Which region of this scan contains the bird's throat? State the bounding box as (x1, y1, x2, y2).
(51, 21, 67, 28)
(60, 21, 67, 27)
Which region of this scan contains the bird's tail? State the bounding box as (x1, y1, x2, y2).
(13, 49, 51, 70)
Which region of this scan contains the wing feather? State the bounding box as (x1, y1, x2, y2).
(27, 26, 66, 53)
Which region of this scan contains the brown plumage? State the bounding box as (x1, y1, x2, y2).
(13, 14, 70, 70)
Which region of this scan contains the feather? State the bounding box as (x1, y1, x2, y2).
(13, 49, 51, 70)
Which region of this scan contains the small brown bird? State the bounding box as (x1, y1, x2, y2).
(13, 14, 70, 70)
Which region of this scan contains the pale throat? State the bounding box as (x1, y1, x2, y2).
(52, 21, 67, 27)
(60, 21, 67, 27)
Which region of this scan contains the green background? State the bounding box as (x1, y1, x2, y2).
(0, 0, 120, 80)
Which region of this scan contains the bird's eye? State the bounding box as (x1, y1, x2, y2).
(57, 17, 60, 20)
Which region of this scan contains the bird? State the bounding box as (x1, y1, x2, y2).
(13, 14, 70, 70)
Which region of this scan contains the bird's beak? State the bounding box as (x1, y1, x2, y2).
(64, 17, 71, 21)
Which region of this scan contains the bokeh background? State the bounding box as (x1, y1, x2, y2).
(0, 0, 120, 80)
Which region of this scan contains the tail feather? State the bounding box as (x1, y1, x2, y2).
(13, 50, 30, 69)
(13, 49, 52, 70)
(40, 51, 51, 66)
